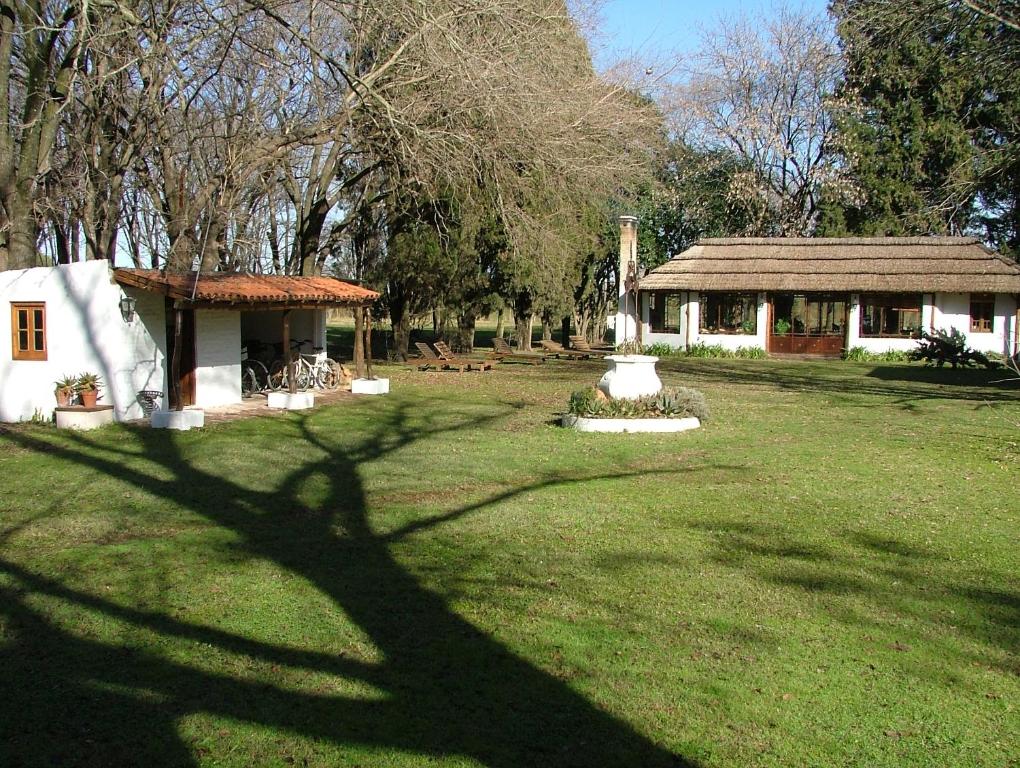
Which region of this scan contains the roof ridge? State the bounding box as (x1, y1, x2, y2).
(697, 237, 983, 246)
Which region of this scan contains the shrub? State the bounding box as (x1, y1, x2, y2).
(842, 346, 911, 363)
(908, 327, 1000, 369)
(685, 342, 730, 358)
(567, 386, 709, 421)
(734, 346, 766, 359)
(644, 342, 683, 357)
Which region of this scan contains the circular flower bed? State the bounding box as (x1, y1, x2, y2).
(562, 386, 709, 433)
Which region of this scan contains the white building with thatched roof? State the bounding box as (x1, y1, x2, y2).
(624, 237, 1020, 357)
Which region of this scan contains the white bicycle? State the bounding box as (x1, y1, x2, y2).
(269, 341, 345, 391)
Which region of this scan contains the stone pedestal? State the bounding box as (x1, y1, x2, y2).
(597, 355, 662, 400)
(151, 409, 205, 431)
(351, 378, 389, 395)
(267, 391, 315, 410)
(55, 405, 115, 430)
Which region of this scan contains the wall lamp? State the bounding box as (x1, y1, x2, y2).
(120, 295, 137, 323)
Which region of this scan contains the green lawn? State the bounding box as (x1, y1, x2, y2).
(1, 357, 1017, 767)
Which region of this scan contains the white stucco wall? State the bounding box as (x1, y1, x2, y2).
(0, 260, 165, 422)
(640, 291, 767, 352)
(929, 292, 1016, 354)
(844, 293, 936, 353)
(637, 290, 1018, 356)
(194, 310, 241, 407)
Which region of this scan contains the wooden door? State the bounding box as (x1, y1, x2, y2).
(166, 303, 196, 408)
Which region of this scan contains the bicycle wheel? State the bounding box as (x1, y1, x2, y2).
(248, 359, 270, 393)
(241, 362, 259, 397)
(316, 359, 342, 390)
(294, 363, 312, 391)
(268, 360, 286, 391)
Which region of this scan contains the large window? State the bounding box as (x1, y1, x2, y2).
(860, 294, 922, 337)
(772, 294, 846, 336)
(699, 293, 757, 334)
(648, 292, 682, 333)
(970, 293, 994, 333)
(11, 302, 47, 361)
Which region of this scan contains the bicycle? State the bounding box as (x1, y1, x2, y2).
(269, 340, 345, 391)
(241, 358, 271, 396)
(241, 343, 272, 397)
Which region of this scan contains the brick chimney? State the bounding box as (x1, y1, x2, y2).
(615, 215, 638, 346)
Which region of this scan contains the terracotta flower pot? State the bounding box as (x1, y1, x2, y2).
(55, 387, 74, 407)
(80, 389, 98, 408)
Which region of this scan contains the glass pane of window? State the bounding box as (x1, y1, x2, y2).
(17, 309, 28, 331)
(18, 330, 29, 350)
(860, 294, 921, 337)
(700, 293, 757, 333)
(33, 309, 44, 331)
(648, 293, 664, 331)
(970, 294, 994, 332)
(791, 296, 807, 334)
(665, 295, 681, 333)
(34, 329, 44, 350)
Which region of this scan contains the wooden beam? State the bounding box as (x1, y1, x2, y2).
(282, 310, 295, 394)
(365, 307, 374, 380)
(353, 306, 366, 379)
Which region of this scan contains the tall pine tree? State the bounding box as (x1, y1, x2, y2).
(824, 0, 1020, 256)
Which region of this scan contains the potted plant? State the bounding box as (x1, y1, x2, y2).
(54, 374, 77, 407)
(773, 318, 792, 335)
(76, 372, 103, 408)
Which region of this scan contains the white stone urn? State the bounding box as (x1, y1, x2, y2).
(597, 355, 663, 400)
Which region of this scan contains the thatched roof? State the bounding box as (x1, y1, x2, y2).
(639, 237, 1020, 293)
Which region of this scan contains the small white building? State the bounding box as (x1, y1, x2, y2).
(618, 236, 1020, 358)
(1, 260, 378, 423)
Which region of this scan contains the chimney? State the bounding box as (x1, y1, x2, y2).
(615, 215, 638, 347)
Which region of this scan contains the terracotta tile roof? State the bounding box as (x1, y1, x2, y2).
(640, 237, 1020, 293)
(114, 269, 379, 307)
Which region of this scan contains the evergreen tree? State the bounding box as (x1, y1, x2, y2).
(825, 0, 1020, 256)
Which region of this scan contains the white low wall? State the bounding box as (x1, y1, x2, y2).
(0, 260, 165, 422)
(194, 310, 242, 407)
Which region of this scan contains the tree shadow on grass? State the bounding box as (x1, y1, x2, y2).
(0, 403, 696, 767)
(660, 359, 1020, 407)
(688, 519, 1020, 675)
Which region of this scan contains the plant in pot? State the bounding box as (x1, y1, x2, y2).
(54, 374, 78, 407)
(75, 372, 103, 408)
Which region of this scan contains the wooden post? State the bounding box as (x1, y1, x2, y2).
(364, 306, 374, 380)
(172, 306, 183, 411)
(282, 309, 295, 394)
(353, 306, 366, 379)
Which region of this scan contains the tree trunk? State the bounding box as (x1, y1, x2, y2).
(1, 196, 45, 270)
(457, 312, 477, 353)
(494, 307, 505, 339)
(514, 314, 534, 351)
(561, 316, 571, 346)
(392, 318, 412, 362)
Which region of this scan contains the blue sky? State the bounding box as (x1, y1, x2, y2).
(594, 0, 829, 66)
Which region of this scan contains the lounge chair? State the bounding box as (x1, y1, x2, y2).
(569, 335, 613, 355)
(488, 337, 546, 364)
(432, 340, 495, 372)
(538, 339, 592, 359)
(414, 341, 443, 371)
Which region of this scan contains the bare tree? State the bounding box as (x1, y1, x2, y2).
(666, 5, 843, 235)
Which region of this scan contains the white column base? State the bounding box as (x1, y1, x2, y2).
(151, 409, 205, 430)
(352, 378, 389, 395)
(267, 391, 315, 410)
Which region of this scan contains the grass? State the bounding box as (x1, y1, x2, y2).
(0, 355, 1018, 767)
